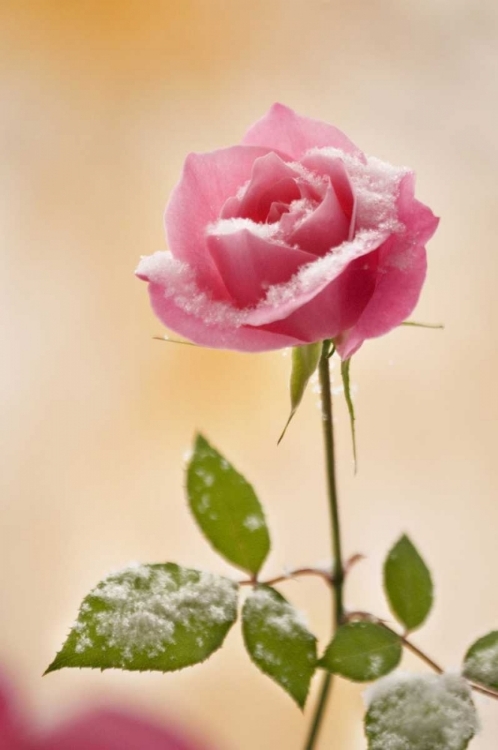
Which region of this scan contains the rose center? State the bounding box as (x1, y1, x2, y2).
(217, 152, 353, 257)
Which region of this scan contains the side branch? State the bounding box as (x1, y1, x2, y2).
(345, 610, 498, 701)
(239, 567, 333, 588)
(238, 555, 364, 589)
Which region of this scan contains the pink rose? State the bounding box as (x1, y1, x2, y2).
(0, 669, 213, 750)
(136, 104, 438, 358)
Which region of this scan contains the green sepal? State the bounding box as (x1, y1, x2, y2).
(340, 357, 357, 472)
(187, 434, 270, 576)
(401, 321, 444, 329)
(278, 342, 321, 444)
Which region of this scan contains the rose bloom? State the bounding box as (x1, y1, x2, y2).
(0, 669, 212, 750)
(137, 104, 438, 359)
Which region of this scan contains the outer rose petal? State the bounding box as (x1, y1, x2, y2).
(242, 228, 391, 328)
(137, 224, 392, 350)
(259, 252, 378, 343)
(145, 279, 307, 352)
(242, 103, 363, 161)
(207, 229, 317, 307)
(336, 243, 428, 359)
(336, 174, 439, 359)
(165, 145, 281, 296)
(35, 710, 210, 750)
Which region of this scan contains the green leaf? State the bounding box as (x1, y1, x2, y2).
(384, 534, 433, 631)
(463, 630, 498, 689)
(187, 434, 270, 576)
(278, 342, 322, 444)
(242, 585, 317, 708)
(365, 673, 478, 750)
(341, 357, 357, 472)
(320, 622, 401, 682)
(45, 563, 238, 674)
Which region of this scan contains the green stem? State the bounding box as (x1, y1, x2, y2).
(303, 341, 345, 750)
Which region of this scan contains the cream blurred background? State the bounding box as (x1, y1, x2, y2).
(1, 1, 498, 747)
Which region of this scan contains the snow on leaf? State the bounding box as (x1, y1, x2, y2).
(45, 563, 238, 674)
(187, 434, 270, 575)
(242, 585, 317, 708)
(364, 672, 479, 750)
(463, 631, 498, 689)
(320, 622, 401, 682)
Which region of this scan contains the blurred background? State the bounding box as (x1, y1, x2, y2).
(1, 1, 498, 747)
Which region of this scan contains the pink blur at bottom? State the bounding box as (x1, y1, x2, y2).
(0, 671, 215, 750)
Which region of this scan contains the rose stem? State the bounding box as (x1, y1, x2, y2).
(303, 340, 345, 750)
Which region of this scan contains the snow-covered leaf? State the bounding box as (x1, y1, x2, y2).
(365, 672, 479, 750)
(320, 622, 401, 682)
(384, 534, 433, 631)
(278, 342, 321, 443)
(463, 630, 498, 689)
(242, 585, 317, 708)
(45, 563, 238, 674)
(187, 434, 270, 576)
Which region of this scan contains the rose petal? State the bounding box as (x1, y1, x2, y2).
(301, 151, 356, 228)
(146, 280, 306, 351)
(243, 227, 391, 327)
(207, 227, 317, 307)
(287, 181, 350, 255)
(138, 215, 392, 345)
(259, 252, 378, 343)
(137, 252, 307, 351)
(267, 201, 291, 223)
(36, 710, 210, 750)
(222, 152, 301, 223)
(242, 103, 363, 161)
(165, 145, 277, 295)
(336, 175, 439, 358)
(336, 243, 428, 359)
(396, 173, 440, 247)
